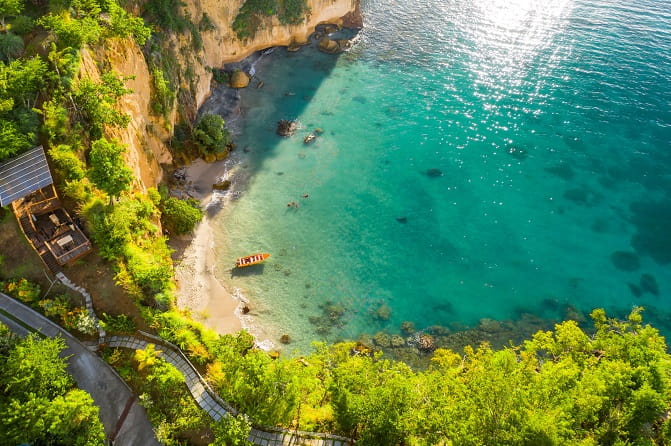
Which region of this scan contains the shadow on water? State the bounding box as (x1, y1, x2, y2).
(198, 25, 361, 181)
(229, 263, 267, 278)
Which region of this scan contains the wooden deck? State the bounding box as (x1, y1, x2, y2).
(12, 185, 92, 272)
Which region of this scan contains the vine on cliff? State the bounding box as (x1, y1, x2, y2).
(232, 0, 308, 39)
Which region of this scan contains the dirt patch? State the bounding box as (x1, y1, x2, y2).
(0, 215, 49, 284)
(64, 247, 150, 332)
(0, 211, 149, 332)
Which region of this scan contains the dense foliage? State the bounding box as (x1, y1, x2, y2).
(160, 195, 203, 235)
(232, 0, 309, 39)
(145, 307, 671, 445)
(192, 113, 231, 156)
(0, 324, 105, 445)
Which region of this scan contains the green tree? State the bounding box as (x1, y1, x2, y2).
(0, 329, 105, 445)
(330, 352, 416, 445)
(0, 32, 23, 61)
(0, 334, 71, 398)
(105, 0, 151, 44)
(39, 13, 102, 49)
(0, 57, 48, 109)
(88, 137, 133, 201)
(211, 414, 253, 446)
(70, 72, 131, 140)
(0, 0, 22, 31)
(160, 196, 202, 234)
(192, 113, 231, 156)
(0, 119, 33, 161)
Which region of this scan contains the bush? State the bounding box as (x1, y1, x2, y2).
(100, 313, 137, 333)
(49, 144, 86, 180)
(0, 32, 24, 61)
(143, 0, 189, 33)
(10, 16, 35, 36)
(150, 68, 174, 119)
(192, 113, 231, 156)
(160, 196, 202, 235)
(2, 278, 41, 304)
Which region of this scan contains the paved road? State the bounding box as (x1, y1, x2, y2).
(0, 293, 159, 446)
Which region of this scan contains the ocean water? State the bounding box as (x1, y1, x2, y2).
(203, 0, 671, 351)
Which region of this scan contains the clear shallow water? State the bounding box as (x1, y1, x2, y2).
(205, 0, 671, 351)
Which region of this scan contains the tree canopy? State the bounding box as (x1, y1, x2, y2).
(88, 137, 134, 200)
(0, 326, 105, 445)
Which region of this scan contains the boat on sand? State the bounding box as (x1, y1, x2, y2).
(236, 253, 270, 268)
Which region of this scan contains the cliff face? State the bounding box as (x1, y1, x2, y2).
(83, 0, 359, 190)
(186, 0, 361, 108)
(80, 42, 174, 191)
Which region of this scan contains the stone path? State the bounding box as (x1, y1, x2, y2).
(55, 272, 106, 339)
(0, 288, 353, 446)
(105, 333, 353, 446)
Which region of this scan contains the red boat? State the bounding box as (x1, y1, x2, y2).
(236, 253, 270, 268)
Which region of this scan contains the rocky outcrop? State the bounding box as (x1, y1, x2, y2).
(277, 120, 297, 136)
(183, 0, 361, 109)
(81, 0, 360, 192)
(78, 41, 173, 190)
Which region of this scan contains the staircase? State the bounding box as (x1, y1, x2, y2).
(39, 248, 61, 274)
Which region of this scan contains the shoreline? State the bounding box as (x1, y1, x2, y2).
(172, 26, 359, 348)
(172, 159, 243, 336)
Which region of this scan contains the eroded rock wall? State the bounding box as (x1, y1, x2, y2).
(82, 0, 359, 190)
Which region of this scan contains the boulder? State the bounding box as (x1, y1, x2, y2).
(230, 70, 250, 88)
(277, 119, 297, 136)
(323, 24, 339, 34)
(417, 334, 435, 352)
(287, 40, 302, 52)
(375, 304, 392, 321)
(400, 321, 415, 335)
(373, 332, 391, 348)
(212, 180, 231, 191)
(318, 37, 341, 54)
(390, 335, 405, 348)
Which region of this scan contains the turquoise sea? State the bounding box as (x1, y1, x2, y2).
(203, 0, 671, 351)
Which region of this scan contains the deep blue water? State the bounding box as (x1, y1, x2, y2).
(204, 0, 671, 350)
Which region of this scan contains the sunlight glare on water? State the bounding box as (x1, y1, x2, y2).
(204, 0, 671, 352)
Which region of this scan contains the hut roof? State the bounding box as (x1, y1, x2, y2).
(0, 146, 53, 207)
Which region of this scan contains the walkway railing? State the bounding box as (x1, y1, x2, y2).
(104, 333, 353, 446)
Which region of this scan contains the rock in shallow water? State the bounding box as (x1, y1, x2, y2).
(610, 251, 640, 271)
(424, 168, 443, 178)
(277, 119, 297, 136)
(640, 273, 659, 296)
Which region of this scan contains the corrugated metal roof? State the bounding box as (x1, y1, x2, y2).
(0, 146, 53, 207)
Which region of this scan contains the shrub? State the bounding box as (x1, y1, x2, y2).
(2, 278, 41, 304)
(160, 196, 202, 235)
(38, 295, 71, 320)
(100, 313, 137, 333)
(62, 307, 98, 335)
(143, 0, 189, 33)
(49, 144, 86, 180)
(0, 32, 24, 61)
(192, 113, 231, 156)
(150, 68, 174, 119)
(9, 15, 34, 35)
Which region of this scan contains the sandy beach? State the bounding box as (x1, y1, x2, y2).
(173, 159, 242, 335)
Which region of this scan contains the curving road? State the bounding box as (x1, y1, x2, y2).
(0, 292, 160, 446)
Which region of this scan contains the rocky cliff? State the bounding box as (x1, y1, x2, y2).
(82, 0, 360, 190)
